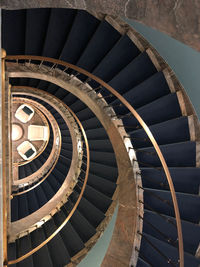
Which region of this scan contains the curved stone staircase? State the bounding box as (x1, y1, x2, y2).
(2, 8, 200, 267)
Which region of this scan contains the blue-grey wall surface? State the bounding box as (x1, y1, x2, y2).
(125, 18, 200, 118)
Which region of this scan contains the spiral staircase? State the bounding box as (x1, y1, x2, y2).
(1, 8, 200, 267)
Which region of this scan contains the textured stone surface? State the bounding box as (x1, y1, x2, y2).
(1, 0, 200, 51)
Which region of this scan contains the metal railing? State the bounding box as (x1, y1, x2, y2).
(5, 55, 184, 267)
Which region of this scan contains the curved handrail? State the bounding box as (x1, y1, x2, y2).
(6, 55, 184, 267)
(2, 49, 8, 267)
(7, 84, 90, 265)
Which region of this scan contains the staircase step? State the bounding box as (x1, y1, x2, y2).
(58, 154, 71, 165)
(61, 143, 73, 151)
(34, 185, 48, 208)
(25, 8, 50, 55)
(86, 127, 109, 140)
(143, 209, 200, 255)
(37, 80, 50, 91)
(60, 10, 100, 64)
(76, 107, 95, 121)
(51, 167, 66, 185)
(79, 184, 112, 213)
(42, 8, 76, 58)
(54, 87, 68, 100)
(144, 188, 200, 223)
(76, 20, 121, 72)
(11, 196, 18, 222)
(89, 140, 115, 153)
(123, 93, 182, 127)
(92, 34, 140, 83)
(18, 194, 29, 219)
(62, 93, 78, 106)
(112, 71, 170, 112)
(89, 150, 116, 167)
(64, 200, 96, 243)
(54, 210, 85, 257)
(54, 160, 70, 175)
(7, 242, 17, 266)
(19, 166, 26, 179)
(55, 116, 66, 124)
(137, 257, 151, 267)
(17, 235, 34, 267)
(60, 129, 71, 138)
(29, 161, 39, 173)
(81, 117, 102, 130)
(27, 190, 40, 215)
(47, 83, 61, 95)
(24, 164, 33, 177)
(129, 116, 190, 148)
(31, 227, 54, 267)
(87, 173, 117, 198)
(89, 161, 118, 182)
(34, 158, 43, 170)
(60, 148, 72, 159)
(41, 180, 56, 201)
(109, 52, 157, 94)
(137, 141, 196, 167)
(140, 233, 200, 267)
(43, 219, 71, 266)
(69, 99, 87, 113)
(47, 173, 62, 192)
(70, 192, 105, 228)
(141, 167, 200, 194)
(2, 10, 26, 54)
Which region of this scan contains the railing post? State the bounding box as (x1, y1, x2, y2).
(1, 49, 12, 267)
(0, 47, 4, 267)
(1, 49, 7, 267)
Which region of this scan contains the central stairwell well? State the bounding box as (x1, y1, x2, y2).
(2, 8, 200, 267)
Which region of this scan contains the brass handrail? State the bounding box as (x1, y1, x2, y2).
(2, 49, 8, 267)
(7, 85, 90, 265)
(5, 55, 184, 267)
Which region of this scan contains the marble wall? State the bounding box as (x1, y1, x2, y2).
(0, 0, 200, 52)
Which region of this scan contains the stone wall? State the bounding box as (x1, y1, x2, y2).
(1, 0, 200, 52)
